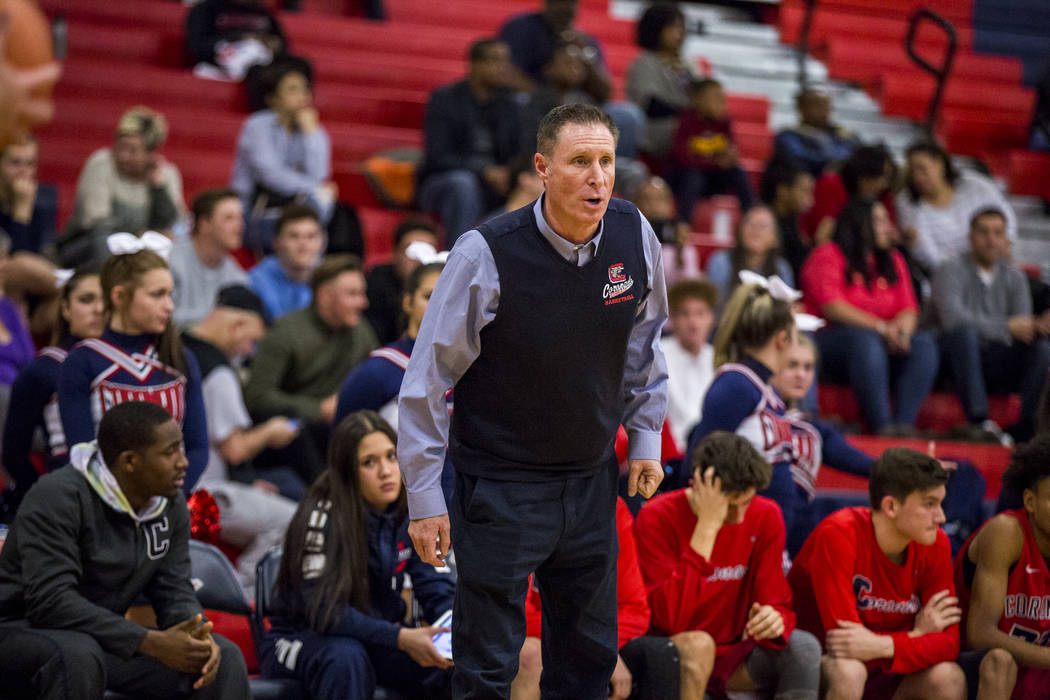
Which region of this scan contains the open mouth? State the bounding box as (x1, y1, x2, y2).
(584, 197, 603, 206)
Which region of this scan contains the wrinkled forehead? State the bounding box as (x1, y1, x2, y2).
(553, 121, 616, 153)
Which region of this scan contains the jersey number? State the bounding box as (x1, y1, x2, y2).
(1008, 623, 1050, 646)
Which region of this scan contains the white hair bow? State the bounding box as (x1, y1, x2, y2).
(738, 270, 802, 302)
(53, 268, 75, 289)
(106, 231, 173, 261)
(737, 270, 825, 332)
(405, 241, 449, 265)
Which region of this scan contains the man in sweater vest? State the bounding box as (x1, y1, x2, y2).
(399, 103, 669, 698)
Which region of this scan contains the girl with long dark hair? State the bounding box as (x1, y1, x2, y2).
(801, 197, 938, 434)
(261, 410, 454, 700)
(58, 235, 209, 490)
(0, 270, 104, 519)
(704, 205, 793, 306)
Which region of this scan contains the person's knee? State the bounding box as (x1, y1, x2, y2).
(979, 648, 1017, 691)
(421, 169, 481, 208)
(821, 656, 866, 699)
(908, 330, 939, 367)
(309, 636, 374, 694)
(211, 635, 249, 690)
(56, 633, 106, 689)
(920, 661, 966, 700)
(442, 170, 482, 200)
(849, 328, 889, 368)
(783, 629, 821, 666)
(671, 630, 715, 677)
(944, 324, 980, 349)
(1030, 337, 1050, 366)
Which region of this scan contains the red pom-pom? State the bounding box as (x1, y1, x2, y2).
(187, 488, 222, 543)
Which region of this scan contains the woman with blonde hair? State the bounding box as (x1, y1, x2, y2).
(63, 107, 188, 266)
(685, 276, 854, 541)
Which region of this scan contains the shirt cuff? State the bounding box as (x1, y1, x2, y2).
(626, 429, 662, 461)
(407, 486, 449, 520)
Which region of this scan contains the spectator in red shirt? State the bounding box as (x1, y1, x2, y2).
(800, 144, 896, 246)
(788, 447, 965, 700)
(801, 197, 938, 434)
(635, 431, 821, 699)
(514, 498, 674, 700)
(669, 78, 754, 223)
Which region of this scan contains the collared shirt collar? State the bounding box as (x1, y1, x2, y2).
(531, 194, 604, 267)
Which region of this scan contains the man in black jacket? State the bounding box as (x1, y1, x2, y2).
(0, 401, 250, 699)
(417, 38, 522, 246)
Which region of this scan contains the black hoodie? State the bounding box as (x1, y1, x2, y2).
(0, 461, 201, 659)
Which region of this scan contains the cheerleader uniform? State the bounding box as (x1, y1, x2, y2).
(686, 356, 872, 540)
(58, 328, 208, 492)
(2, 342, 74, 496)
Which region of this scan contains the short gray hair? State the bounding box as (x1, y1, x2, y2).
(536, 103, 619, 156)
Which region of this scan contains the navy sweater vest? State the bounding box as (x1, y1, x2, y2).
(450, 199, 647, 481)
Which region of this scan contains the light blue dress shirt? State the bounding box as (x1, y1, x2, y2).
(398, 196, 670, 518)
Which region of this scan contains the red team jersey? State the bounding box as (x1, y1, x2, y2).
(788, 507, 960, 676)
(955, 508, 1050, 698)
(635, 490, 795, 692)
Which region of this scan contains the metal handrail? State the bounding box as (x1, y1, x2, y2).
(796, 0, 819, 89)
(904, 8, 958, 135)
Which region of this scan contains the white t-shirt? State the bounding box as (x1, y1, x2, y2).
(199, 365, 253, 489)
(169, 240, 249, 327)
(659, 335, 715, 451)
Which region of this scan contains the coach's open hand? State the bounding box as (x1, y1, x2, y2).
(409, 514, 452, 567)
(627, 459, 663, 499)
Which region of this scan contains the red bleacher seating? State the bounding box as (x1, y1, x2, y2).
(1004, 150, 1050, 200)
(818, 383, 1022, 437)
(816, 435, 1011, 501)
(779, 2, 973, 51)
(878, 73, 1035, 124)
(779, 0, 1050, 189)
(824, 36, 1023, 88)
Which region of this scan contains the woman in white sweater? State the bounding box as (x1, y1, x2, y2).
(895, 140, 1016, 271)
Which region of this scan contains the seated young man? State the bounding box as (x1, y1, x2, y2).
(660, 279, 717, 454)
(635, 430, 821, 699)
(514, 497, 678, 700)
(788, 447, 966, 700)
(954, 436, 1050, 699)
(0, 401, 250, 699)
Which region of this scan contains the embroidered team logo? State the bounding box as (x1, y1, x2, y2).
(603, 263, 635, 306)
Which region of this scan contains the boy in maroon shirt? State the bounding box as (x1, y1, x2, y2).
(788, 447, 965, 700)
(635, 431, 820, 698)
(669, 78, 754, 222)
